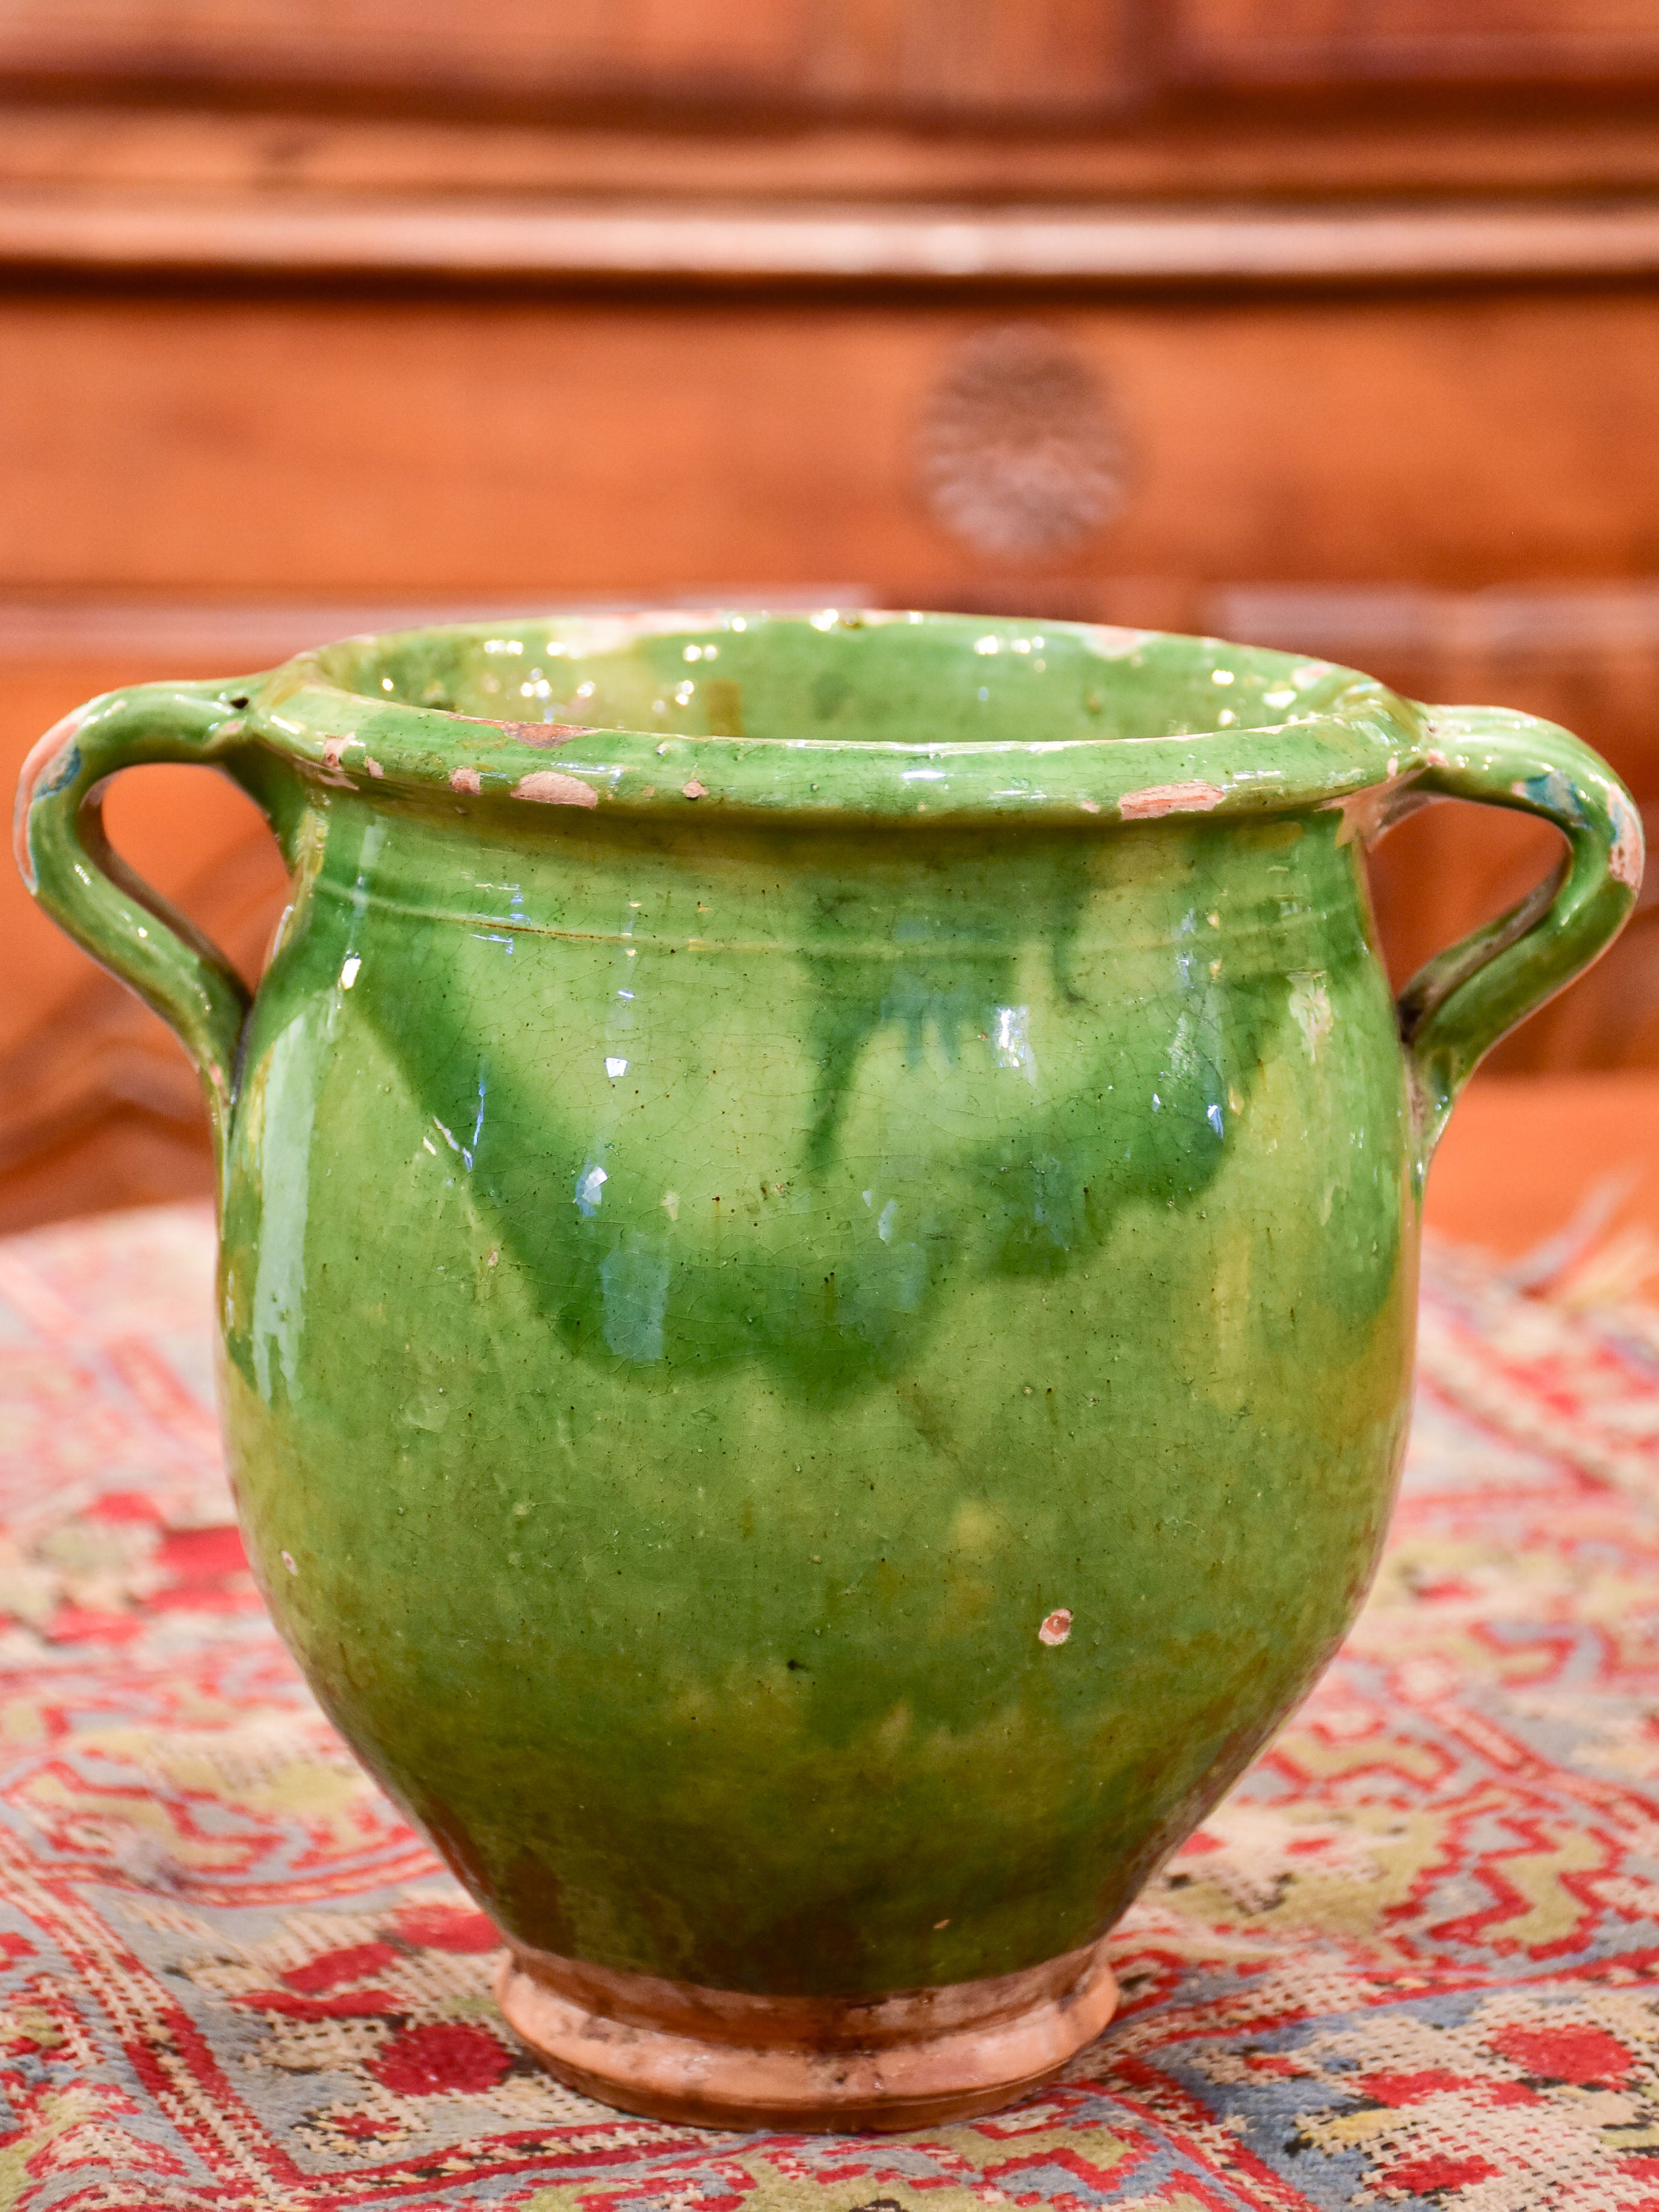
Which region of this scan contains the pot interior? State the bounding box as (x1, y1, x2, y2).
(313, 610, 1364, 751)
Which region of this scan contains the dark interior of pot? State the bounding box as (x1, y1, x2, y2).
(315, 610, 1371, 750)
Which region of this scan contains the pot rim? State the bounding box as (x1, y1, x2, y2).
(237, 606, 1427, 828)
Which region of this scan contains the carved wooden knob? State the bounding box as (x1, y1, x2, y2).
(918, 325, 1128, 562)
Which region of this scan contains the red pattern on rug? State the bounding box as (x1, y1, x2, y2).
(1, 1204, 1658, 2210)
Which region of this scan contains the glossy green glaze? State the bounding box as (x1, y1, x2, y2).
(17, 612, 1641, 2000)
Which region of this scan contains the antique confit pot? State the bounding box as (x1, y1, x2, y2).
(16, 611, 1641, 2130)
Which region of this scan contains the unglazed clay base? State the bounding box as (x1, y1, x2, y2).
(494, 1938, 1119, 2131)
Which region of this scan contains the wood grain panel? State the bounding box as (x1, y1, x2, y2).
(0, 0, 801, 103)
(801, 0, 1134, 116)
(2, 290, 1658, 599)
(1177, 0, 1659, 84)
(0, 0, 1134, 119)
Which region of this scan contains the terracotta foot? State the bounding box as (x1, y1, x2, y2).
(494, 1936, 1118, 2131)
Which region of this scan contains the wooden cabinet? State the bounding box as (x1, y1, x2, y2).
(1, 0, 1656, 1225)
(1175, 0, 1659, 86)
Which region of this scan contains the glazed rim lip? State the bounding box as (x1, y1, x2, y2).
(251, 607, 1427, 827)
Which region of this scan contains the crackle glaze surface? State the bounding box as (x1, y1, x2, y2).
(16, 612, 1640, 2006)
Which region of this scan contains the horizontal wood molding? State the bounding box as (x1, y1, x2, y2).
(1213, 580, 1659, 661)
(9, 103, 1659, 207)
(4, 188, 1659, 288)
(8, 581, 1654, 790)
(2, 578, 1655, 679)
(0, 592, 870, 666)
(2, 1, 1654, 115)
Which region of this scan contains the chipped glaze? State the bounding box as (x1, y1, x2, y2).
(1116, 779, 1227, 819)
(1610, 785, 1647, 889)
(14, 610, 1640, 2127)
(513, 768, 600, 809)
(11, 704, 88, 888)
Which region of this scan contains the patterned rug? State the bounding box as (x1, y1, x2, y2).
(3, 1205, 1659, 2211)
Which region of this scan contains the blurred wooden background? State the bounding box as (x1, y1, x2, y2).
(2, 0, 1658, 1228)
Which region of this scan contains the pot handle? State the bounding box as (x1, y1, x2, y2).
(1394, 704, 1643, 1160)
(13, 679, 266, 1166)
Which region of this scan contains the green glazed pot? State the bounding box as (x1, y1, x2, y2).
(16, 611, 1640, 2128)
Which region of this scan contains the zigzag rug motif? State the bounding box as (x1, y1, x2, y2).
(1, 1206, 1658, 2209)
